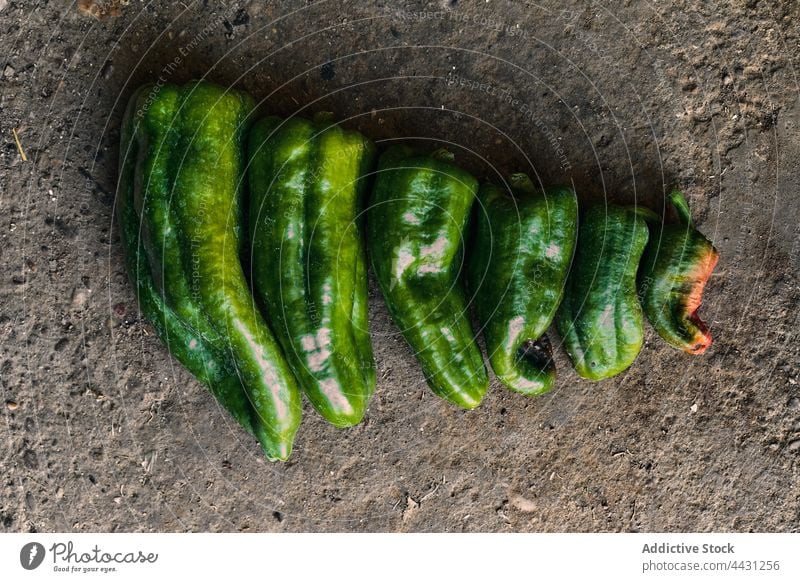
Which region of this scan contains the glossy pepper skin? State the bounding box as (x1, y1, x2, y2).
(367, 145, 488, 409)
(117, 83, 254, 437)
(118, 81, 303, 461)
(638, 190, 719, 354)
(171, 82, 302, 461)
(556, 204, 652, 380)
(468, 174, 578, 395)
(247, 114, 377, 427)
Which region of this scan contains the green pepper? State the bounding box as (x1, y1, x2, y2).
(118, 81, 303, 461)
(247, 114, 377, 427)
(367, 145, 488, 409)
(638, 190, 719, 354)
(556, 204, 653, 380)
(117, 83, 255, 436)
(171, 82, 302, 460)
(468, 174, 578, 395)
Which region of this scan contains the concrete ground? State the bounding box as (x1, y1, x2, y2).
(1, 0, 798, 532)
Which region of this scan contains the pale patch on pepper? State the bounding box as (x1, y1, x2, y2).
(420, 236, 448, 259)
(234, 321, 286, 419)
(505, 315, 526, 352)
(417, 264, 443, 275)
(300, 334, 316, 351)
(284, 173, 306, 192)
(300, 327, 333, 373)
(307, 348, 331, 372)
(321, 282, 333, 306)
(317, 326, 332, 346)
(318, 378, 353, 415)
(440, 326, 456, 342)
(509, 376, 542, 392)
(391, 242, 415, 289)
(402, 211, 421, 225)
(415, 235, 449, 275)
(598, 305, 614, 326)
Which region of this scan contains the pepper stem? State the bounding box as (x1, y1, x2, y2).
(430, 148, 455, 162)
(313, 111, 336, 127)
(629, 205, 661, 222)
(669, 189, 694, 226)
(509, 173, 537, 195)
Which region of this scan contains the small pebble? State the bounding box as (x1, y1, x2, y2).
(321, 62, 335, 80)
(6, 400, 18, 411)
(232, 8, 249, 26)
(71, 287, 90, 308)
(100, 60, 113, 79)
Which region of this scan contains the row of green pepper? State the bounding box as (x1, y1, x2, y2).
(117, 81, 718, 460)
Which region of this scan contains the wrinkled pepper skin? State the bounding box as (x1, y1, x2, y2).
(638, 190, 719, 354)
(367, 146, 488, 409)
(118, 81, 303, 461)
(117, 83, 254, 437)
(468, 174, 578, 395)
(556, 205, 651, 380)
(247, 115, 377, 427)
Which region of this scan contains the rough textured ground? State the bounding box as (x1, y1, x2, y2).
(1, 0, 799, 533)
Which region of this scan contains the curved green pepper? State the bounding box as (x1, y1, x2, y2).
(556, 204, 652, 380)
(638, 190, 719, 354)
(247, 114, 377, 427)
(367, 145, 488, 409)
(117, 83, 255, 436)
(169, 81, 302, 461)
(118, 81, 303, 460)
(468, 174, 578, 395)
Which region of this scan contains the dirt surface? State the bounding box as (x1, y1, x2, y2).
(1, 0, 799, 533)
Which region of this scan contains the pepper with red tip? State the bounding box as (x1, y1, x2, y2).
(637, 190, 719, 354)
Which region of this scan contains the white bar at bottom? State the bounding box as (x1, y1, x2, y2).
(1, 533, 797, 581)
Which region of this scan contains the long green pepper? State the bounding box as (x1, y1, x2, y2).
(247, 114, 377, 427)
(367, 145, 488, 409)
(556, 204, 653, 380)
(172, 82, 302, 460)
(117, 83, 255, 436)
(638, 191, 719, 354)
(118, 81, 302, 460)
(469, 174, 578, 395)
